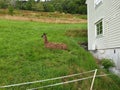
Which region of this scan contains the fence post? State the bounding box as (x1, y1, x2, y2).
(90, 69, 97, 90)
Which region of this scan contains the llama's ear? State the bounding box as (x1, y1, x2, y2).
(41, 33, 44, 37)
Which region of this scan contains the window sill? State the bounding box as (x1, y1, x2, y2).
(96, 34, 103, 38)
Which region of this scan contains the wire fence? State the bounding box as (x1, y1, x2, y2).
(0, 69, 110, 90)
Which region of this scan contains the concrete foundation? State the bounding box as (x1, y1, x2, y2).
(91, 48, 120, 76)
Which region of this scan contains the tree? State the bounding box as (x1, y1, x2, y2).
(43, 2, 55, 12)
(0, 0, 9, 9)
(0, 0, 87, 14)
(78, 5, 87, 14)
(32, 2, 44, 11)
(25, 0, 35, 10)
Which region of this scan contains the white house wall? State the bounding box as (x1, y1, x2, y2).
(104, 0, 120, 49)
(87, 0, 120, 50)
(94, 2, 106, 50)
(87, 0, 96, 50)
(87, 0, 106, 50)
(87, 0, 120, 73)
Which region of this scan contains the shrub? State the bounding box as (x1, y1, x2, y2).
(77, 5, 87, 14)
(101, 59, 115, 69)
(0, 0, 8, 9)
(43, 3, 55, 12)
(8, 5, 14, 16)
(32, 2, 44, 11)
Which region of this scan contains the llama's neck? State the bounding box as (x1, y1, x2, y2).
(44, 36, 48, 44)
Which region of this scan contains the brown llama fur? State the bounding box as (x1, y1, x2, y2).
(41, 33, 67, 50)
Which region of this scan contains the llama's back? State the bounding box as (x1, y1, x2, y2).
(45, 42, 67, 50)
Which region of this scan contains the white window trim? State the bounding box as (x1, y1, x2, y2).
(94, 0, 103, 8)
(95, 19, 104, 38)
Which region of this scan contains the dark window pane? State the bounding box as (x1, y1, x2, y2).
(100, 29, 103, 34)
(100, 26, 103, 30)
(96, 20, 103, 36)
(100, 21, 102, 26)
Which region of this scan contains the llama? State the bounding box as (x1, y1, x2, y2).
(41, 33, 67, 50)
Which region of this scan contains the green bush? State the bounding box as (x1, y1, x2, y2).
(0, 0, 87, 15)
(43, 3, 55, 12)
(8, 5, 14, 16)
(101, 59, 115, 69)
(32, 2, 44, 11)
(0, 0, 8, 9)
(78, 5, 87, 14)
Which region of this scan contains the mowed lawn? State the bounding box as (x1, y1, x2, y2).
(0, 19, 120, 90)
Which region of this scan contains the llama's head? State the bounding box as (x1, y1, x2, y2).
(41, 33, 47, 38)
(41, 33, 48, 43)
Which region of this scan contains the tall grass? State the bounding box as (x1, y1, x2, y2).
(0, 19, 120, 90)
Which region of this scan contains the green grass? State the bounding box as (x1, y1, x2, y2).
(0, 19, 120, 90)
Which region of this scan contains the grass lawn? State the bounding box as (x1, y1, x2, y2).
(0, 19, 120, 90)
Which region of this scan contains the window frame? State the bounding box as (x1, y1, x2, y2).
(94, 0, 103, 8)
(95, 19, 103, 38)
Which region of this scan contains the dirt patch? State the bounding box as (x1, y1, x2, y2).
(78, 42, 88, 50)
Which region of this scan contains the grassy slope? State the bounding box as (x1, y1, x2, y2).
(0, 19, 120, 90)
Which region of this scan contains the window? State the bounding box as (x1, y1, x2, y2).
(94, 0, 103, 7)
(96, 20, 103, 36)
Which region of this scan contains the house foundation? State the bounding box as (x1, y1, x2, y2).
(91, 49, 120, 76)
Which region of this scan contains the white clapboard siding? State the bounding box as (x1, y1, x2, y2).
(87, 0, 120, 50)
(104, 0, 120, 49)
